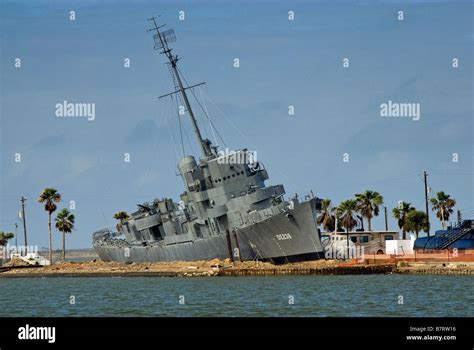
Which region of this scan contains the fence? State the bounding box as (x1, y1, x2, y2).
(361, 249, 474, 264)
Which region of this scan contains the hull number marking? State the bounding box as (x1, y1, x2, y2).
(276, 233, 292, 241)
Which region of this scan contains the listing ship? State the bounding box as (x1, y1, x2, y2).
(92, 17, 324, 264)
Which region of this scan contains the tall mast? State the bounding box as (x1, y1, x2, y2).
(147, 16, 211, 158)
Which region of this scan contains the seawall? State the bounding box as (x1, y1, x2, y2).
(1, 258, 473, 277)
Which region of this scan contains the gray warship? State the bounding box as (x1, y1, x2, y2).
(92, 17, 324, 264)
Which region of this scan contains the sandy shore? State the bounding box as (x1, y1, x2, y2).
(1, 258, 473, 277)
(0, 258, 335, 277)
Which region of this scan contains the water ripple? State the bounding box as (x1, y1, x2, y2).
(0, 275, 472, 317)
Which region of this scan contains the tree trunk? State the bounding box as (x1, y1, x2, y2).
(48, 212, 53, 264)
(441, 208, 445, 229)
(402, 217, 406, 239)
(346, 231, 350, 260)
(368, 214, 372, 231)
(62, 231, 65, 261)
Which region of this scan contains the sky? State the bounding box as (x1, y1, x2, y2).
(1, 0, 473, 249)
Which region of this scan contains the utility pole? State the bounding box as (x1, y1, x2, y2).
(423, 171, 430, 236)
(384, 206, 388, 231)
(14, 222, 18, 248)
(20, 196, 28, 254)
(457, 210, 462, 226)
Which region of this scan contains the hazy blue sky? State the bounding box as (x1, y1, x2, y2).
(1, 0, 473, 249)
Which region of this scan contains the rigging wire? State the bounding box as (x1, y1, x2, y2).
(171, 94, 185, 157)
(170, 66, 473, 203)
(176, 67, 227, 148)
(200, 88, 303, 194)
(192, 88, 214, 144)
(460, 209, 474, 216)
(175, 92, 196, 157)
(165, 96, 180, 164)
(165, 66, 198, 156)
(190, 88, 227, 148)
(199, 86, 218, 147)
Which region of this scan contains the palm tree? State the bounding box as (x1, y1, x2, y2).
(38, 188, 61, 264)
(337, 200, 358, 233)
(392, 202, 415, 239)
(0, 232, 14, 266)
(336, 200, 358, 259)
(355, 190, 384, 231)
(55, 208, 75, 261)
(430, 191, 456, 230)
(113, 211, 130, 231)
(0, 232, 14, 246)
(317, 199, 335, 232)
(405, 210, 429, 238)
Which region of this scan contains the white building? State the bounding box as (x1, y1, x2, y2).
(385, 235, 415, 255)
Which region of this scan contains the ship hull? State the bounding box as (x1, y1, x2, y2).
(235, 199, 324, 263)
(93, 199, 324, 263)
(94, 234, 246, 263)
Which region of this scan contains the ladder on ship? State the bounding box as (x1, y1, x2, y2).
(434, 220, 473, 250)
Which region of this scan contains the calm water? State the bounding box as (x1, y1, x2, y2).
(0, 275, 472, 317)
